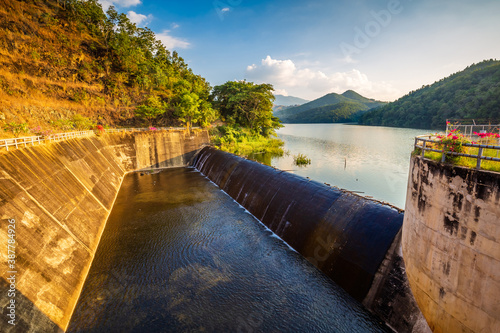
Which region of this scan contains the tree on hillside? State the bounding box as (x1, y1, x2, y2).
(135, 95, 166, 125)
(211, 81, 282, 136)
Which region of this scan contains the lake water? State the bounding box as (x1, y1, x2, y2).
(268, 124, 432, 209)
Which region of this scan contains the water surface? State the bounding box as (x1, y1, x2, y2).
(68, 168, 390, 332)
(268, 124, 432, 208)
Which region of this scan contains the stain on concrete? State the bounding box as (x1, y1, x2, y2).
(443, 216, 459, 236)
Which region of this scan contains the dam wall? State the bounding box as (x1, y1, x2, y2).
(0, 130, 209, 332)
(403, 156, 500, 332)
(192, 147, 430, 332)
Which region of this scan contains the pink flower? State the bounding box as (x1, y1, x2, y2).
(452, 135, 458, 140)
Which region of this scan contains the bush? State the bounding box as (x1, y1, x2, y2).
(72, 114, 95, 130)
(3, 122, 29, 137)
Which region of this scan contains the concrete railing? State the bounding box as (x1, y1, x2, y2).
(0, 127, 197, 151)
(415, 135, 500, 170)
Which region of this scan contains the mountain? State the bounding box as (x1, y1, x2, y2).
(273, 94, 309, 106)
(359, 60, 500, 129)
(275, 90, 386, 123)
(284, 101, 371, 124)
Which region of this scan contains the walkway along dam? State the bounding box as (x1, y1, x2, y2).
(0, 130, 498, 332)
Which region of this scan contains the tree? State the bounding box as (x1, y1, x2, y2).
(175, 92, 200, 133)
(135, 95, 166, 125)
(211, 81, 282, 136)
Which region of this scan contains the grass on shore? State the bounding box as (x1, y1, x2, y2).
(210, 126, 285, 157)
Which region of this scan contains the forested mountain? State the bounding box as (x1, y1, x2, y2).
(275, 90, 386, 123)
(283, 101, 371, 124)
(359, 60, 500, 129)
(0, 0, 213, 132)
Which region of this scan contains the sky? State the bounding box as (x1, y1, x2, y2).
(98, 0, 500, 102)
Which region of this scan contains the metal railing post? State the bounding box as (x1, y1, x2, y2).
(441, 145, 447, 163)
(421, 141, 426, 157)
(476, 148, 483, 170)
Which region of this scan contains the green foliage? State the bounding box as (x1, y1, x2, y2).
(359, 60, 500, 129)
(212, 81, 282, 137)
(72, 114, 94, 130)
(135, 95, 166, 125)
(293, 153, 311, 166)
(3, 122, 29, 137)
(210, 125, 284, 156)
(54, 0, 214, 127)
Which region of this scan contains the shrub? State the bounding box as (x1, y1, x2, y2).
(4, 122, 29, 137)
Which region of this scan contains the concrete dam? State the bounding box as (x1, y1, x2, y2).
(1, 130, 497, 332)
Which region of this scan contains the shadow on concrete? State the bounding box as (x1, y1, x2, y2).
(0, 278, 63, 333)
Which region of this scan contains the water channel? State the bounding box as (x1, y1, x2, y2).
(68, 168, 391, 332)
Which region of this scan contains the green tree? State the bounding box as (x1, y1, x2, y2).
(211, 81, 282, 136)
(135, 95, 166, 125)
(175, 92, 200, 132)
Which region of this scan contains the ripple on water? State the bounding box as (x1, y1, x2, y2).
(67, 168, 391, 333)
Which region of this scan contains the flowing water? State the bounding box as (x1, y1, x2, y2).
(254, 124, 432, 208)
(68, 168, 391, 332)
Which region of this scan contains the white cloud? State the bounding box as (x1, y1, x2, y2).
(246, 56, 400, 101)
(99, 0, 142, 10)
(273, 89, 289, 96)
(156, 30, 190, 50)
(171, 22, 180, 29)
(221, 8, 230, 12)
(127, 11, 153, 26)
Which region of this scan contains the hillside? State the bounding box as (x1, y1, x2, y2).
(283, 101, 370, 123)
(275, 90, 386, 123)
(0, 0, 212, 137)
(359, 60, 500, 129)
(273, 94, 309, 106)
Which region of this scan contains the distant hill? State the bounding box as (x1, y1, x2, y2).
(275, 90, 386, 123)
(273, 94, 309, 106)
(284, 101, 371, 124)
(359, 60, 500, 129)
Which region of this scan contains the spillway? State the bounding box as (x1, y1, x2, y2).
(67, 168, 391, 332)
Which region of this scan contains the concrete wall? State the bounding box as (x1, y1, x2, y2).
(402, 156, 500, 332)
(0, 130, 208, 332)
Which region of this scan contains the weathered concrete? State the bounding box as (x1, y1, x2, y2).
(403, 156, 500, 332)
(0, 130, 209, 332)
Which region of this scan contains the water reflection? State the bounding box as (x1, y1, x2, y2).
(256, 124, 432, 208)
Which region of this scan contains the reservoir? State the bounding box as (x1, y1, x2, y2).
(269, 124, 432, 208)
(68, 168, 391, 332)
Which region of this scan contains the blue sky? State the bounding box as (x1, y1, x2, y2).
(99, 0, 500, 101)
